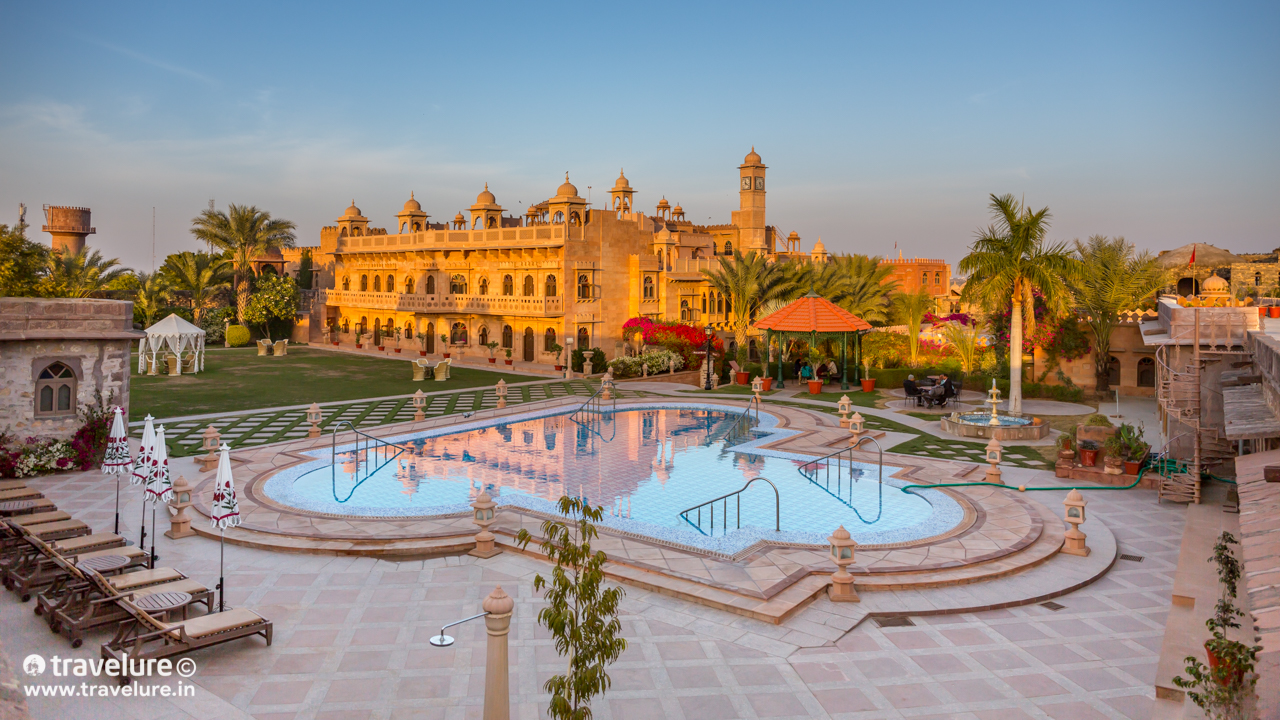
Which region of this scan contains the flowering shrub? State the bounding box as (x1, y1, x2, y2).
(924, 312, 973, 326)
(0, 395, 113, 478)
(9, 438, 74, 477)
(988, 294, 1090, 361)
(621, 317, 722, 368)
(69, 397, 112, 470)
(608, 350, 684, 379)
(244, 274, 300, 339)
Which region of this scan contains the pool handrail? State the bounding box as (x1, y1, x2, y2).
(570, 382, 616, 425)
(329, 420, 411, 502)
(679, 476, 779, 536)
(724, 395, 760, 444)
(797, 435, 885, 523)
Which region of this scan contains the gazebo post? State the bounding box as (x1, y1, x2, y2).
(774, 330, 784, 389)
(840, 333, 849, 391)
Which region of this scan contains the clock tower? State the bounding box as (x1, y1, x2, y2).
(731, 147, 767, 253)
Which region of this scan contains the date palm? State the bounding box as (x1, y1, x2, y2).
(890, 287, 934, 367)
(42, 248, 129, 298)
(190, 204, 296, 322)
(132, 272, 171, 327)
(161, 251, 231, 324)
(1070, 235, 1169, 392)
(959, 194, 1079, 413)
(701, 250, 789, 349)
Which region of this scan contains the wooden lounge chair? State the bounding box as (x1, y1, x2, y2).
(0, 480, 29, 491)
(0, 487, 43, 501)
(19, 519, 92, 543)
(1, 520, 99, 597)
(54, 533, 128, 557)
(30, 535, 147, 625)
(11, 511, 71, 527)
(102, 595, 272, 682)
(48, 564, 211, 648)
(0, 498, 57, 516)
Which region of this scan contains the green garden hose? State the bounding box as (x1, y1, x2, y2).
(901, 457, 1231, 495)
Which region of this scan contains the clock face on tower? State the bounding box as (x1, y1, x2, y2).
(755, 177, 765, 191)
(741, 177, 752, 190)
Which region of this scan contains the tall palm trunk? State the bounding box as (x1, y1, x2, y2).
(235, 274, 250, 325)
(1092, 320, 1113, 393)
(1009, 298, 1023, 414)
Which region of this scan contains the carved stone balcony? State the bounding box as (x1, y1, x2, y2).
(318, 290, 563, 317)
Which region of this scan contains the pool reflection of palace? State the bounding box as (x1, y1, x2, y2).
(379, 411, 768, 515)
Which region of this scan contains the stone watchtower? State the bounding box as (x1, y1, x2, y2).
(42, 205, 95, 255)
(731, 148, 768, 253)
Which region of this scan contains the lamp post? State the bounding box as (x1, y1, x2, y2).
(495, 379, 507, 409)
(306, 403, 323, 438)
(427, 586, 514, 720)
(1062, 489, 1090, 556)
(702, 325, 714, 390)
(751, 375, 764, 403)
(837, 395, 852, 428)
(199, 426, 221, 472)
(413, 389, 427, 422)
(984, 436, 1004, 485)
(165, 474, 195, 539)
(470, 491, 500, 558)
(827, 525, 859, 602)
(848, 412, 865, 442)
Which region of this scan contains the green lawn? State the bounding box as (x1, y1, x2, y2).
(130, 346, 529, 418)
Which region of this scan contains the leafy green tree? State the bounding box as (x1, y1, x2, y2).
(190, 204, 296, 323)
(890, 287, 934, 367)
(0, 223, 48, 297)
(788, 254, 899, 323)
(959, 194, 1079, 413)
(1070, 235, 1169, 392)
(516, 497, 627, 720)
(160, 251, 231, 324)
(942, 318, 984, 374)
(131, 272, 171, 327)
(701, 250, 789, 350)
(242, 273, 299, 340)
(41, 247, 129, 298)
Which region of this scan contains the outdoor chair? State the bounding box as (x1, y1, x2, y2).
(0, 480, 29, 491)
(0, 498, 57, 517)
(904, 383, 925, 407)
(2, 521, 109, 599)
(50, 566, 212, 648)
(182, 354, 197, 372)
(0, 487, 43, 502)
(413, 359, 428, 381)
(257, 339, 272, 356)
(102, 595, 273, 683)
(273, 339, 288, 356)
(433, 358, 451, 381)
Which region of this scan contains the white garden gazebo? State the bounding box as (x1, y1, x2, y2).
(139, 313, 206, 375)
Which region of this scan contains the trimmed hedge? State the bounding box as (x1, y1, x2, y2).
(226, 325, 251, 347)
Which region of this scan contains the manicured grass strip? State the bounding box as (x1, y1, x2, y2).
(886, 434, 1049, 469)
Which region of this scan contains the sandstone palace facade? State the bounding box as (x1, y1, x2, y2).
(294, 150, 949, 367)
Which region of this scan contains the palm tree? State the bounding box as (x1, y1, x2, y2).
(701, 250, 789, 350)
(829, 254, 899, 323)
(942, 318, 984, 374)
(132, 272, 171, 327)
(1071, 235, 1169, 392)
(41, 248, 129, 298)
(161, 251, 231, 324)
(190, 204, 296, 322)
(959, 194, 1079, 413)
(890, 287, 934, 367)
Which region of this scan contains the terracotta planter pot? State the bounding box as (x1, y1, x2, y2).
(1261, 307, 1268, 317)
(860, 378, 876, 392)
(419, 351, 427, 357)
(1270, 307, 1280, 318)
(394, 348, 401, 353)
(1206, 641, 1246, 686)
(1123, 459, 1143, 475)
(504, 359, 513, 365)
(377, 346, 385, 351)
(488, 357, 496, 364)
(807, 380, 823, 395)
(332, 341, 339, 346)
(555, 365, 564, 371)
(735, 371, 750, 385)
(1080, 448, 1099, 466)
(355, 344, 363, 349)
(760, 378, 773, 391)
(442, 353, 450, 359)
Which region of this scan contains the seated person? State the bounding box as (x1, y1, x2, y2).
(903, 374, 921, 404)
(825, 359, 839, 382)
(799, 362, 814, 381)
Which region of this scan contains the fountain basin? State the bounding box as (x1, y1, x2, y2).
(940, 412, 1049, 441)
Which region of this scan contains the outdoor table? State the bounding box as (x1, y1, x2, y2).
(0, 500, 37, 516)
(133, 590, 194, 622)
(76, 554, 131, 576)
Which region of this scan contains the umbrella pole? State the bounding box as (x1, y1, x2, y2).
(139, 501, 148, 565)
(218, 529, 226, 613)
(150, 503, 159, 566)
(113, 476, 120, 537)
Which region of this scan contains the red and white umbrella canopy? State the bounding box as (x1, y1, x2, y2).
(143, 425, 173, 504)
(210, 443, 242, 530)
(130, 415, 156, 487)
(102, 406, 133, 476)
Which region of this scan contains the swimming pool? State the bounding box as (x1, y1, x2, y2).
(263, 404, 964, 554)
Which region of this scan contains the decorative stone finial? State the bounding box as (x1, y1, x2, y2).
(482, 585, 515, 616)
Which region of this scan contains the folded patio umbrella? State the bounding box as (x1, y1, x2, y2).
(209, 443, 242, 612)
(129, 415, 157, 549)
(144, 425, 173, 568)
(101, 406, 133, 537)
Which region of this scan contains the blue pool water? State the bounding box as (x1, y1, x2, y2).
(264, 405, 963, 553)
(956, 413, 1033, 427)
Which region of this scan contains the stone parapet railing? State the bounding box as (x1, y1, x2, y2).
(318, 290, 564, 317)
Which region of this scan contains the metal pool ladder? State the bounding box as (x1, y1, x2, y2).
(570, 383, 617, 442)
(329, 421, 410, 502)
(679, 476, 779, 536)
(796, 435, 885, 523)
(724, 395, 760, 444)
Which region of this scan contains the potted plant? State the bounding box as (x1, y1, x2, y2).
(418, 333, 428, 357)
(734, 347, 750, 386)
(1055, 433, 1075, 461)
(393, 327, 403, 353)
(549, 342, 565, 371)
(1102, 433, 1126, 475)
(355, 331, 364, 349)
(374, 325, 384, 351)
(1174, 532, 1261, 719)
(1078, 439, 1100, 467)
(485, 341, 499, 364)
(1119, 423, 1149, 475)
(440, 334, 450, 359)
(504, 348, 513, 365)
(860, 360, 876, 393)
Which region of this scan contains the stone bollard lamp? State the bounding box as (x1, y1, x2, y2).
(984, 437, 1004, 485)
(751, 375, 764, 402)
(306, 403, 323, 438)
(837, 395, 852, 427)
(199, 426, 221, 472)
(495, 379, 508, 409)
(413, 389, 427, 421)
(470, 491, 500, 558)
(827, 525, 859, 602)
(164, 474, 196, 539)
(1062, 489, 1090, 556)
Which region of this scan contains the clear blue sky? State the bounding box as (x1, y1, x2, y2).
(2, 1, 1276, 271)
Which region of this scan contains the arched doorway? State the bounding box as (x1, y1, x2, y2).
(425, 322, 435, 353)
(1176, 277, 1197, 296)
(523, 327, 535, 362)
(1107, 356, 1120, 386)
(1137, 357, 1155, 387)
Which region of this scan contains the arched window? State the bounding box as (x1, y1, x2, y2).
(725, 297, 732, 314)
(1256, 272, 1263, 286)
(487, 216, 498, 229)
(425, 276, 436, 295)
(544, 328, 557, 352)
(701, 294, 707, 314)
(451, 322, 468, 345)
(921, 272, 928, 285)
(569, 211, 581, 226)
(577, 274, 591, 299)
(749, 339, 759, 361)
(723, 241, 732, 254)
(450, 274, 467, 295)
(400, 222, 408, 233)
(383, 318, 394, 334)
(404, 321, 414, 340)
(643, 276, 655, 299)
(386, 275, 394, 293)
(412, 222, 421, 231)
(1137, 357, 1156, 387)
(553, 211, 565, 223)
(354, 227, 363, 237)
(473, 216, 482, 229)
(1107, 356, 1120, 386)
(934, 272, 941, 285)
(340, 227, 349, 237)
(680, 300, 691, 321)
(502, 325, 513, 348)
(373, 276, 382, 292)
(342, 276, 350, 291)
(523, 275, 535, 296)
(35, 362, 76, 416)
(341, 318, 350, 332)
(372, 317, 380, 335)
(405, 277, 415, 294)
(545, 275, 557, 297)
(360, 275, 368, 291)
(359, 316, 368, 334)
(577, 328, 589, 348)
(502, 275, 514, 296)
(478, 325, 489, 346)
(717, 294, 724, 314)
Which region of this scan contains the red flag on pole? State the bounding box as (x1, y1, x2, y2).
(1189, 244, 1196, 266)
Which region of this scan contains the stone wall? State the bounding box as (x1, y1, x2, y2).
(0, 298, 144, 440)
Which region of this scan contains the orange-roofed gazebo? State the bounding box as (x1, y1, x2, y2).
(754, 292, 873, 391)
